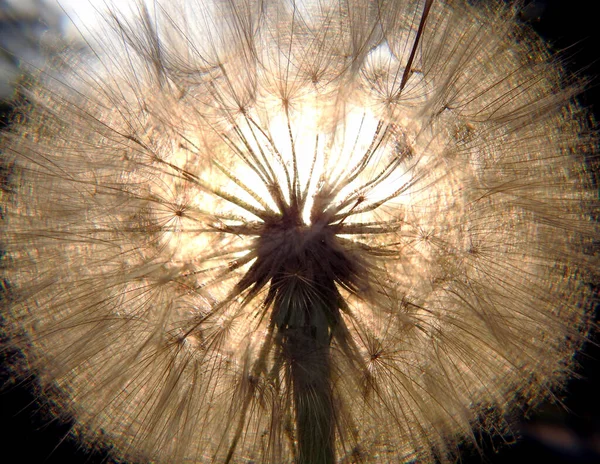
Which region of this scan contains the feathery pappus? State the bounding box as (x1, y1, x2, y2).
(1, 0, 598, 463)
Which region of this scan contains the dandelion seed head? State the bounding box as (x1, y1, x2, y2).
(1, 0, 598, 463)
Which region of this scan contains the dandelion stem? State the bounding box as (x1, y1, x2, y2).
(274, 269, 339, 464)
(289, 333, 335, 464)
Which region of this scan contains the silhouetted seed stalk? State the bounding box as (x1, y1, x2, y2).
(1, 0, 598, 463)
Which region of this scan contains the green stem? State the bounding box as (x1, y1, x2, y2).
(274, 270, 338, 464)
(287, 327, 335, 464)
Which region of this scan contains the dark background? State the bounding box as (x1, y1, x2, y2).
(1, 1, 599, 463)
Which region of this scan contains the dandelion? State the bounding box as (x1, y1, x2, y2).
(1, 0, 598, 463)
